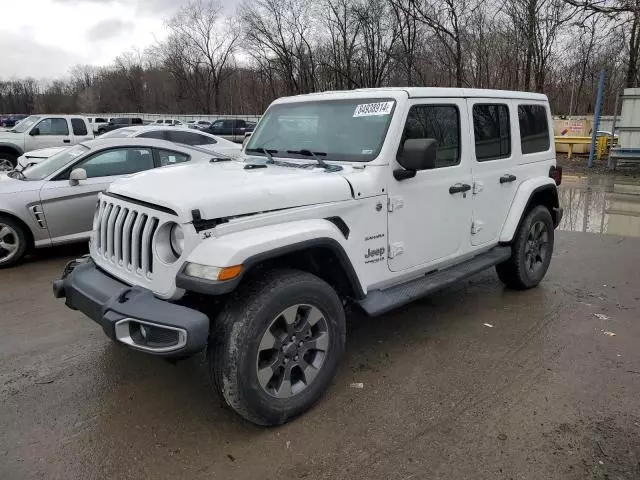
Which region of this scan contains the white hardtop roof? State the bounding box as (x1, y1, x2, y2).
(277, 87, 548, 102)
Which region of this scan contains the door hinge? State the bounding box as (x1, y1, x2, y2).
(471, 220, 484, 235)
(388, 242, 404, 258)
(473, 181, 484, 194)
(387, 196, 404, 212)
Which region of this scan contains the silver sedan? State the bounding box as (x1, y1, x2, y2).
(0, 137, 231, 267)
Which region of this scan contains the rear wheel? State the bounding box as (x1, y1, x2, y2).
(210, 269, 346, 426)
(0, 215, 28, 268)
(496, 205, 554, 289)
(0, 152, 17, 171)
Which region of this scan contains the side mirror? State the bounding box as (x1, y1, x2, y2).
(69, 168, 87, 186)
(394, 138, 437, 180)
(30, 127, 40, 136)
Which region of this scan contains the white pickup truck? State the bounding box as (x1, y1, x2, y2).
(55, 88, 562, 426)
(0, 115, 93, 170)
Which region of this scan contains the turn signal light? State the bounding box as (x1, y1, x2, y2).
(218, 265, 243, 281)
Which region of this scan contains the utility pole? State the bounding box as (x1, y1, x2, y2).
(588, 69, 606, 168)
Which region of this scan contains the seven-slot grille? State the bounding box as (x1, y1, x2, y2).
(94, 197, 160, 277)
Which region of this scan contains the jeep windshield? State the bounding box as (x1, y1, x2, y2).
(246, 98, 396, 163)
(10, 115, 40, 133)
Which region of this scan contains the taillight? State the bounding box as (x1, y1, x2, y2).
(549, 165, 562, 186)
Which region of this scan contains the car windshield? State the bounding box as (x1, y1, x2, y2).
(23, 144, 90, 180)
(100, 128, 136, 139)
(10, 115, 40, 133)
(245, 98, 396, 162)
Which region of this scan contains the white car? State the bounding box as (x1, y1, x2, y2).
(154, 119, 183, 127)
(55, 87, 563, 426)
(16, 126, 243, 169)
(100, 126, 242, 156)
(87, 117, 109, 135)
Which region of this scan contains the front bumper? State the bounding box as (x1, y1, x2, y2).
(53, 258, 209, 357)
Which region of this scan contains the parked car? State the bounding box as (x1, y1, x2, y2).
(54, 87, 563, 426)
(204, 118, 256, 142)
(88, 117, 109, 135)
(0, 137, 234, 267)
(100, 125, 242, 156)
(193, 120, 211, 130)
(12, 126, 243, 170)
(98, 117, 143, 135)
(1, 115, 28, 128)
(0, 115, 93, 170)
(154, 119, 183, 127)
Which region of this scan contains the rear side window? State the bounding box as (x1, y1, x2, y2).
(138, 130, 167, 141)
(71, 118, 88, 136)
(131, 118, 143, 125)
(399, 105, 460, 168)
(518, 105, 550, 154)
(157, 149, 190, 166)
(473, 104, 511, 161)
(167, 130, 216, 145)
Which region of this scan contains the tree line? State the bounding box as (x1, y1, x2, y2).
(1, 0, 637, 116)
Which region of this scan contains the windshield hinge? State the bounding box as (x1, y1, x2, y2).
(387, 196, 404, 212)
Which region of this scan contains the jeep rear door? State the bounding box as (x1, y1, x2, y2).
(386, 98, 473, 272)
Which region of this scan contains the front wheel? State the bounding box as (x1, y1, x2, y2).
(0, 153, 17, 171)
(210, 269, 346, 426)
(0, 215, 29, 268)
(496, 205, 554, 289)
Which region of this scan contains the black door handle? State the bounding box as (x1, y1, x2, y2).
(63, 139, 70, 143)
(449, 183, 471, 194)
(500, 174, 516, 184)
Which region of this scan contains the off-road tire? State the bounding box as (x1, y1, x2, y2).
(210, 269, 346, 426)
(0, 214, 29, 268)
(496, 205, 554, 289)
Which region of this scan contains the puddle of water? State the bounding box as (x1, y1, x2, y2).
(559, 175, 640, 238)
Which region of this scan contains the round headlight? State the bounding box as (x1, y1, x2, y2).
(170, 224, 185, 256)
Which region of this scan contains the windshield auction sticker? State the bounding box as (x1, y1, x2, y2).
(353, 101, 394, 117)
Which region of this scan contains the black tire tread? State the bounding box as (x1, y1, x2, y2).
(210, 268, 344, 426)
(496, 205, 554, 290)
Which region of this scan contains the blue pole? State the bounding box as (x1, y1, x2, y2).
(589, 69, 606, 168)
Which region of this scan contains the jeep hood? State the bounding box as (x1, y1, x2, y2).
(108, 161, 354, 221)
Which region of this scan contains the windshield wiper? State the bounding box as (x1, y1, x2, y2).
(246, 147, 277, 163)
(286, 149, 342, 172)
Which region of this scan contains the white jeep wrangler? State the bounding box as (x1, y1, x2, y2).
(54, 88, 563, 425)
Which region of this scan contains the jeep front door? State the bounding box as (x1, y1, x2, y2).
(387, 99, 473, 272)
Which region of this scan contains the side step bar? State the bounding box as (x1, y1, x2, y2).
(357, 246, 512, 316)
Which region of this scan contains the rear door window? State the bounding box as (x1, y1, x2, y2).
(71, 118, 88, 136)
(472, 104, 511, 161)
(518, 105, 550, 154)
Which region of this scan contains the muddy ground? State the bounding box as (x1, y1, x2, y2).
(2, 198, 640, 478)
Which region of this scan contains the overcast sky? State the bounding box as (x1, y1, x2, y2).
(0, 0, 200, 80)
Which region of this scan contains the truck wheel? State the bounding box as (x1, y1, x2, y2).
(210, 269, 346, 426)
(0, 153, 17, 171)
(496, 205, 554, 289)
(0, 215, 28, 268)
